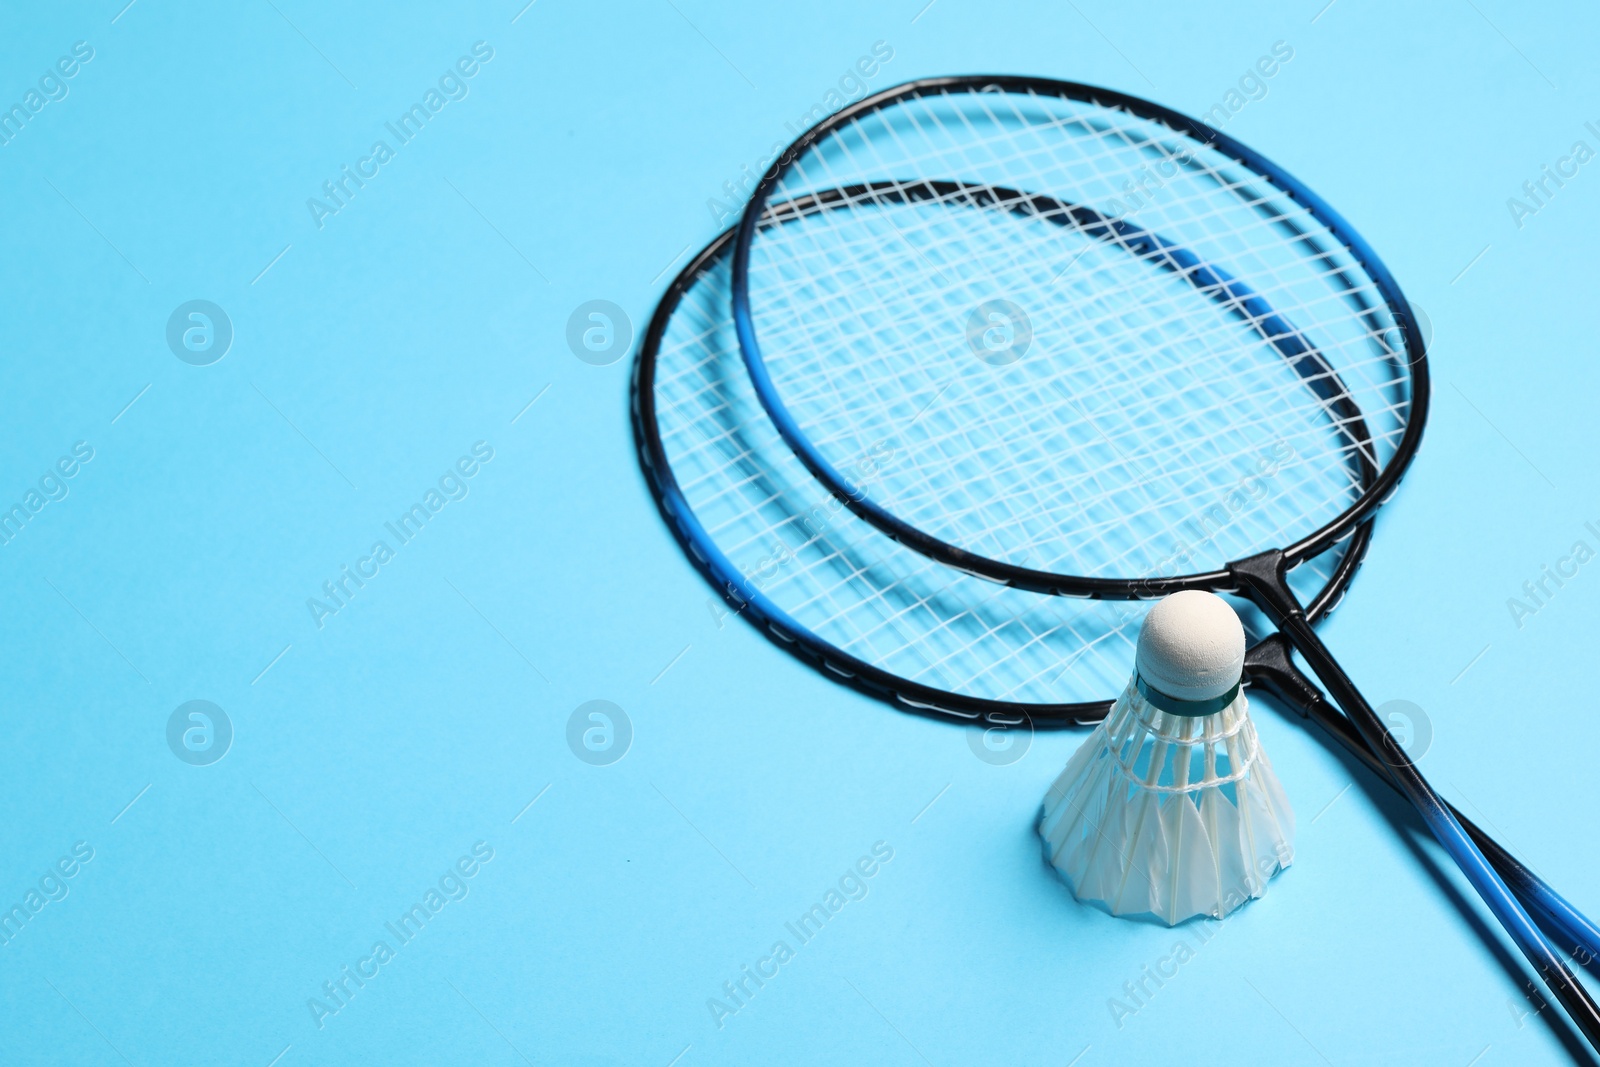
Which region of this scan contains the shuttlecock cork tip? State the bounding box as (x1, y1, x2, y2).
(1135, 590, 1246, 703)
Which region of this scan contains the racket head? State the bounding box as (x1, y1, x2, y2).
(730, 75, 1426, 599)
(635, 222, 1372, 727)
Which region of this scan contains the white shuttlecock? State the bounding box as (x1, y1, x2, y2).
(1038, 591, 1294, 924)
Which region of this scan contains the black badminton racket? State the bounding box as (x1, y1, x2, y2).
(727, 76, 1600, 1048)
(635, 218, 1600, 978)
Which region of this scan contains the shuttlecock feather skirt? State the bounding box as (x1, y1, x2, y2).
(1038, 679, 1294, 925)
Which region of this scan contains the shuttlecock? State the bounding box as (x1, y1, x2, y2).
(1038, 591, 1294, 924)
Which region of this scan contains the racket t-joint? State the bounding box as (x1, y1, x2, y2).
(1227, 549, 1304, 626)
(1242, 634, 1321, 719)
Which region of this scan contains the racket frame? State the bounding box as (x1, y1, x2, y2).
(729, 73, 1430, 599)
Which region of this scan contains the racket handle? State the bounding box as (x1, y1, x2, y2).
(1245, 634, 1600, 970)
(1233, 549, 1600, 1054)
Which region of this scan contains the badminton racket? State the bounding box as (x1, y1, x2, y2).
(728, 76, 1600, 1047)
(635, 218, 1600, 974)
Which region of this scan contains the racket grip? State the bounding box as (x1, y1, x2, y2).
(1245, 634, 1600, 971)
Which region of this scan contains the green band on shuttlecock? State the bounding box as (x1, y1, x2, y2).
(1136, 672, 1242, 717)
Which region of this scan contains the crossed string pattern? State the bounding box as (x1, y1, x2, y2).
(651, 240, 1347, 707)
(744, 85, 1414, 580)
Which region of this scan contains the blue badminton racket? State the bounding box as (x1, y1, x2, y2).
(635, 217, 1600, 983)
(727, 76, 1600, 1048)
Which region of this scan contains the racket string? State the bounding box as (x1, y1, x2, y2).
(700, 275, 1401, 591)
(747, 95, 1412, 575)
(659, 260, 1149, 701)
(752, 225, 1401, 575)
(658, 245, 1349, 704)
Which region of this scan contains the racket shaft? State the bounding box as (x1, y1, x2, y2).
(1245, 636, 1600, 970)
(1234, 554, 1600, 1051)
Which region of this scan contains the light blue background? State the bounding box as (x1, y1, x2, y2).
(1, 1, 1597, 1064)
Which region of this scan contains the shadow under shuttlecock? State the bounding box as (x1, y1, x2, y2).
(1248, 689, 1600, 1067)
